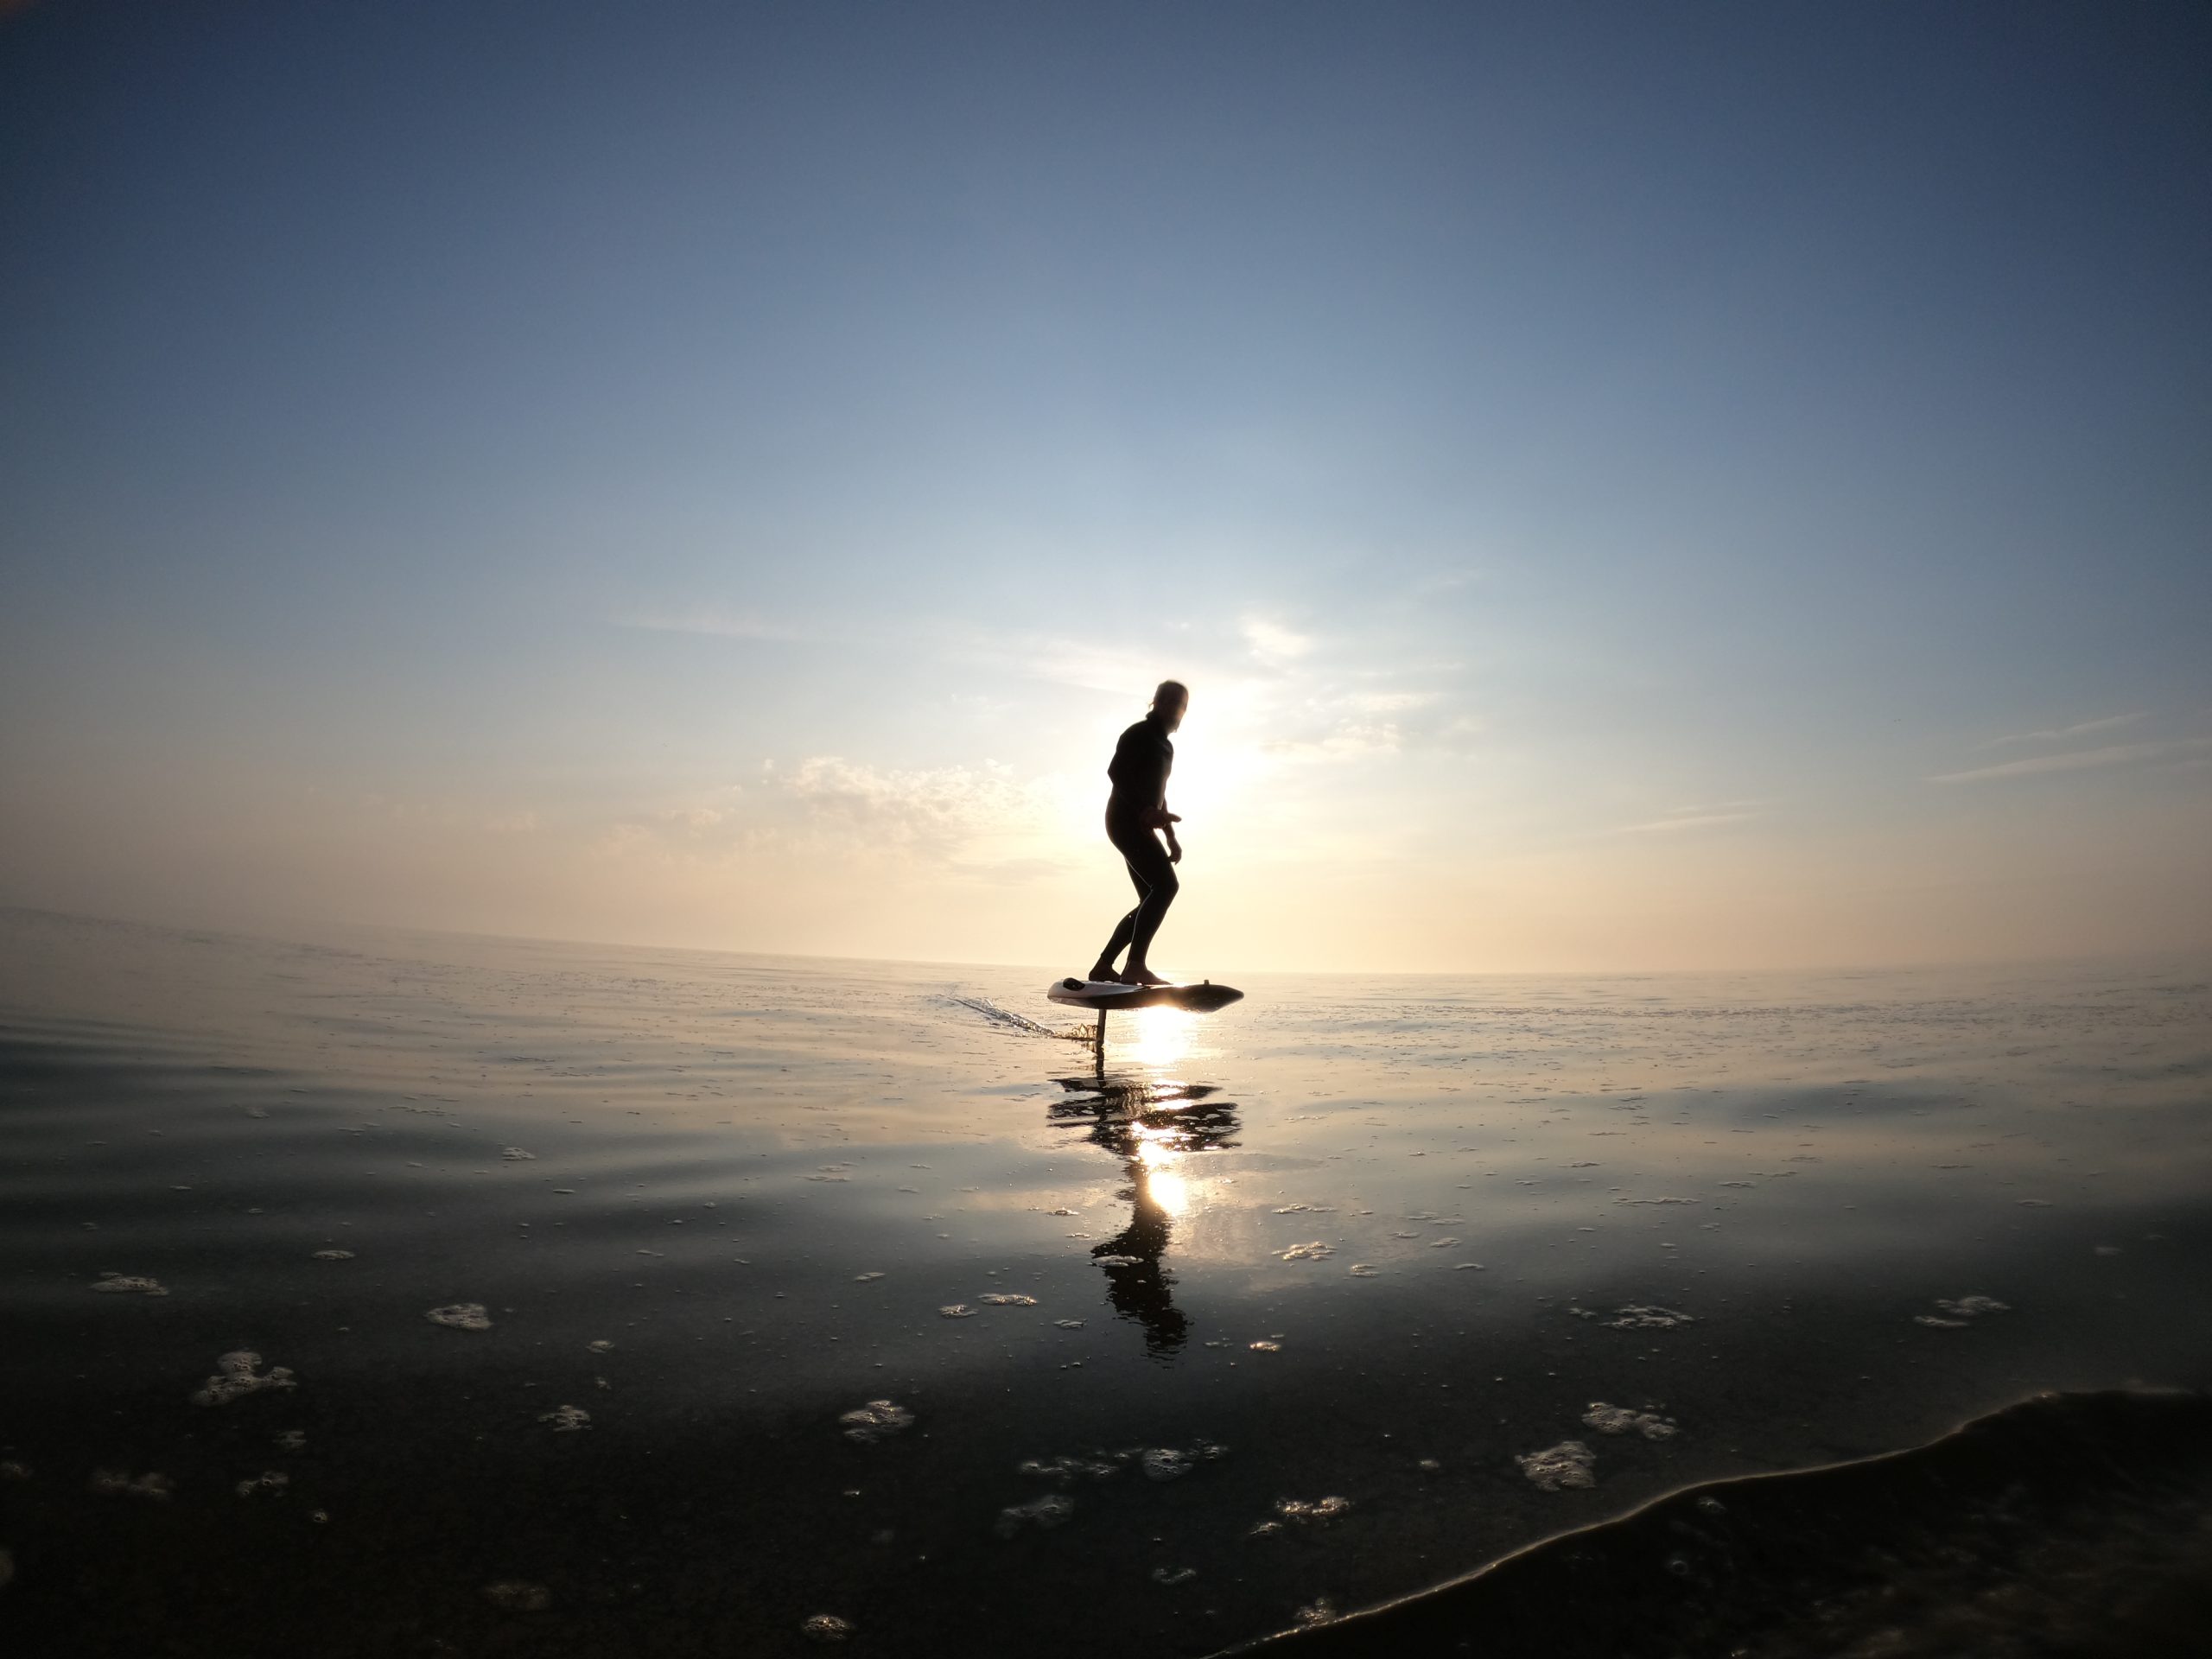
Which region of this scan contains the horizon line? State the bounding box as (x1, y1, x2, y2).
(3, 901, 2202, 985)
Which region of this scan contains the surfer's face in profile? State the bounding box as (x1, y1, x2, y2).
(1153, 683, 1188, 733)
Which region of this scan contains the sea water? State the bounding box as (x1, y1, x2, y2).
(1, 907, 2209, 1656)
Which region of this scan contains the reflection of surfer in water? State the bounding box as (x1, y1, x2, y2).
(1088, 680, 1188, 987)
(1048, 1070, 1239, 1357)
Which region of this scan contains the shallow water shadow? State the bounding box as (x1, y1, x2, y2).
(1047, 1068, 1240, 1357)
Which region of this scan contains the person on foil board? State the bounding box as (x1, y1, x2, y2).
(1087, 679, 1188, 987)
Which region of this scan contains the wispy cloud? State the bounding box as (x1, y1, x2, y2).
(618, 609, 1181, 695)
(1242, 617, 1312, 664)
(1983, 712, 2145, 747)
(617, 610, 813, 643)
(782, 756, 1061, 853)
(1348, 690, 1436, 714)
(1930, 741, 2182, 784)
(589, 756, 1071, 874)
(1262, 721, 1402, 764)
(1613, 808, 1759, 835)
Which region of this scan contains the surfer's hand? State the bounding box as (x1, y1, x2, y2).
(1165, 833, 1182, 865)
(1151, 808, 1181, 830)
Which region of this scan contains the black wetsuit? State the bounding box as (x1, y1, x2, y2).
(1093, 713, 1178, 975)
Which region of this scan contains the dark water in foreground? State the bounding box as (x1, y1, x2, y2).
(2, 908, 2209, 1656)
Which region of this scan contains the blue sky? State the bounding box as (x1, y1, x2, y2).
(3, 1, 2208, 969)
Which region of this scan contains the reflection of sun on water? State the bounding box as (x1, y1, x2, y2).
(1135, 1130, 1189, 1215)
(1125, 1006, 1194, 1069)
(1144, 1166, 1189, 1217)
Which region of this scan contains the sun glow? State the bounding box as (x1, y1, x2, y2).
(1123, 1006, 1195, 1069)
(1143, 1165, 1190, 1217)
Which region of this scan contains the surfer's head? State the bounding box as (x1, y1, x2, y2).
(1151, 679, 1188, 731)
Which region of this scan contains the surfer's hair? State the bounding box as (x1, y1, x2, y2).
(1152, 679, 1189, 712)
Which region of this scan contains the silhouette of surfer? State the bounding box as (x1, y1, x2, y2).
(1089, 680, 1187, 986)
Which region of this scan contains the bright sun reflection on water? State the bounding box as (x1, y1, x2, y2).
(1145, 1166, 1189, 1216)
(1134, 1117, 1192, 1213)
(1125, 1005, 1195, 1069)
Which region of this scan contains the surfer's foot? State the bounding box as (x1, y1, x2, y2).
(1088, 961, 1123, 983)
(1122, 966, 1170, 986)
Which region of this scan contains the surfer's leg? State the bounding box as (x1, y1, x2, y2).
(1095, 813, 1160, 981)
(1121, 837, 1179, 980)
(1090, 904, 1141, 981)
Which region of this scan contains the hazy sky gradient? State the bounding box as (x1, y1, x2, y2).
(4, 1, 2209, 969)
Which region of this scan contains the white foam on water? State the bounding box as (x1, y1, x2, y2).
(1516, 1440, 1597, 1490)
(1582, 1402, 1678, 1440)
(90, 1273, 167, 1295)
(1571, 1304, 1695, 1330)
(938, 1304, 975, 1319)
(1347, 1264, 1381, 1277)
(1019, 1454, 1122, 1484)
(90, 1469, 173, 1499)
(501, 1147, 537, 1160)
(538, 1405, 591, 1432)
(1280, 1242, 1332, 1262)
(1053, 1319, 1085, 1329)
(981, 1293, 1039, 1306)
(854, 1272, 886, 1282)
(426, 1303, 493, 1331)
(1248, 1341, 1281, 1353)
(235, 1470, 289, 1498)
(1271, 1495, 1352, 1523)
(1453, 1262, 1485, 1270)
(1917, 1294, 2011, 1326)
(802, 1612, 855, 1642)
(587, 1338, 614, 1352)
(274, 1430, 307, 1451)
(192, 1351, 296, 1407)
(1143, 1448, 1193, 1481)
(995, 1493, 1076, 1537)
(838, 1400, 914, 1444)
(310, 1249, 354, 1261)
(482, 1581, 550, 1611)
(1937, 1295, 2010, 1318)
(1093, 1255, 1140, 1267)
(1296, 1597, 1339, 1626)
(1151, 1566, 1197, 1586)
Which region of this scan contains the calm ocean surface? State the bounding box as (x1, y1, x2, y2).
(3, 907, 2210, 1656)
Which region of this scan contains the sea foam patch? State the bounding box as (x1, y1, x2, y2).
(191, 1351, 296, 1407)
(1517, 1440, 1597, 1490)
